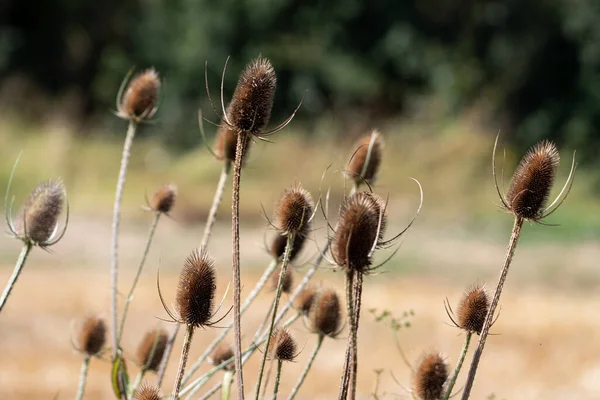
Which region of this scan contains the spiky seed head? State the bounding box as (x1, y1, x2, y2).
(77, 316, 106, 356)
(332, 191, 386, 274)
(269, 232, 306, 263)
(413, 352, 448, 400)
(505, 140, 559, 221)
(456, 285, 490, 334)
(269, 266, 294, 294)
(227, 56, 276, 135)
(133, 384, 162, 400)
(19, 179, 65, 244)
(209, 343, 234, 370)
(136, 328, 168, 372)
(119, 68, 160, 121)
(175, 248, 217, 327)
(150, 184, 177, 214)
(310, 289, 342, 337)
(274, 185, 314, 236)
(214, 124, 251, 164)
(268, 328, 297, 362)
(347, 131, 383, 185)
(293, 286, 316, 315)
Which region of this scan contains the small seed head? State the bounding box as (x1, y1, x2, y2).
(269, 266, 294, 294)
(19, 179, 65, 245)
(119, 68, 160, 121)
(209, 343, 234, 370)
(269, 232, 306, 263)
(268, 328, 297, 362)
(309, 289, 342, 337)
(274, 185, 314, 235)
(77, 315, 106, 356)
(133, 384, 162, 400)
(150, 184, 177, 214)
(136, 328, 168, 372)
(347, 131, 383, 185)
(293, 286, 316, 315)
(413, 352, 448, 400)
(456, 285, 490, 334)
(214, 124, 251, 164)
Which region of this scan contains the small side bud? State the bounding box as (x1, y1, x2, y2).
(209, 343, 234, 370)
(274, 185, 314, 236)
(118, 68, 160, 122)
(175, 249, 217, 327)
(268, 328, 297, 362)
(136, 328, 168, 372)
(150, 184, 177, 214)
(413, 352, 448, 400)
(76, 315, 106, 356)
(347, 131, 383, 186)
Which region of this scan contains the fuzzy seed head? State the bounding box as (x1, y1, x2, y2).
(274, 185, 314, 235)
(150, 184, 177, 214)
(269, 232, 306, 263)
(175, 249, 217, 327)
(456, 285, 490, 334)
(77, 316, 106, 356)
(136, 328, 168, 372)
(413, 352, 448, 400)
(19, 179, 65, 244)
(347, 131, 383, 185)
(209, 343, 234, 370)
(269, 266, 294, 294)
(293, 286, 316, 315)
(332, 191, 386, 273)
(268, 328, 297, 362)
(119, 68, 160, 121)
(227, 56, 276, 135)
(133, 384, 162, 400)
(310, 289, 342, 337)
(505, 140, 559, 220)
(214, 124, 251, 164)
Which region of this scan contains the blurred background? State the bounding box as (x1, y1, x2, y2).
(1, 0, 599, 399)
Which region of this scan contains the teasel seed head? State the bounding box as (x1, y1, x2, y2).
(347, 130, 383, 186)
(505, 140, 560, 221)
(227, 56, 276, 135)
(293, 286, 316, 315)
(269, 265, 294, 294)
(413, 352, 448, 400)
(118, 68, 160, 122)
(269, 232, 306, 263)
(209, 343, 234, 370)
(268, 328, 297, 362)
(332, 191, 386, 274)
(133, 384, 162, 400)
(309, 289, 342, 337)
(18, 179, 65, 245)
(136, 328, 168, 372)
(175, 248, 217, 328)
(274, 185, 314, 236)
(150, 184, 177, 214)
(214, 124, 251, 164)
(456, 284, 490, 334)
(76, 315, 106, 356)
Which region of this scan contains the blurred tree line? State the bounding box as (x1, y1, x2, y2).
(1, 0, 600, 161)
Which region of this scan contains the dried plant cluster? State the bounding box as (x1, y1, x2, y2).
(1, 56, 575, 400)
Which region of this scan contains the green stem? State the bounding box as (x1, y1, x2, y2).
(338, 270, 355, 400)
(272, 361, 283, 400)
(171, 325, 195, 400)
(444, 332, 472, 400)
(110, 120, 137, 359)
(75, 355, 90, 400)
(202, 162, 230, 249)
(288, 335, 323, 400)
(221, 371, 234, 400)
(0, 242, 33, 313)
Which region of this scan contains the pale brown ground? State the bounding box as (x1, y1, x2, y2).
(1, 216, 599, 400)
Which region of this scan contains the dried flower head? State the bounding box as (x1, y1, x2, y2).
(274, 185, 314, 236)
(214, 124, 251, 164)
(268, 328, 297, 362)
(18, 179, 65, 245)
(150, 184, 177, 214)
(269, 266, 294, 294)
(269, 232, 306, 263)
(227, 56, 276, 135)
(332, 191, 386, 274)
(293, 286, 316, 315)
(118, 68, 160, 121)
(209, 343, 234, 370)
(413, 352, 448, 400)
(133, 384, 162, 400)
(136, 328, 168, 372)
(175, 248, 217, 327)
(310, 289, 342, 337)
(76, 316, 106, 356)
(347, 131, 383, 186)
(455, 285, 490, 334)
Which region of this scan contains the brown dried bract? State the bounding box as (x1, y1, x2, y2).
(274, 185, 314, 236)
(268, 328, 297, 362)
(347, 131, 383, 186)
(456, 285, 490, 334)
(413, 352, 448, 400)
(118, 68, 160, 121)
(136, 328, 168, 372)
(150, 184, 177, 214)
(310, 289, 342, 337)
(76, 315, 106, 356)
(209, 343, 234, 370)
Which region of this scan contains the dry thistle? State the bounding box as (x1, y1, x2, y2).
(269, 265, 294, 294)
(293, 286, 316, 315)
(117, 68, 160, 122)
(413, 352, 449, 400)
(133, 384, 162, 400)
(347, 131, 383, 186)
(76, 316, 106, 356)
(136, 328, 168, 372)
(209, 343, 235, 370)
(269, 232, 307, 262)
(150, 184, 177, 214)
(214, 124, 251, 163)
(274, 185, 314, 236)
(309, 289, 342, 338)
(268, 328, 298, 362)
(454, 285, 490, 335)
(17, 179, 66, 246)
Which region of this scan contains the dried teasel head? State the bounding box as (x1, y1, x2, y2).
(293, 286, 316, 315)
(454, 284, 491, 335)
(309, 289, 342, 338)
(269, 232, 306, 263)
(413, 352, 448, 400)
(269, 265, 294, 294)
(133, 384, 162, 400)
(118, 68, 160, 122)
(332, 191, 386, 274)
(274, 185, 314, 236)
(136, 328, 168, 372)
(227, 56, 276, 135)
(209, 343, 234, 370)
(347, 130, 383, 186)
(150, 184, 177, 214)
(214, 124, 251, 164)
(76, 315, 106, 356)
(268, 328, 297, 362)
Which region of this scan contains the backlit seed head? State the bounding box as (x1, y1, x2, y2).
(76, 315, 106, 356)
(150, 184, 177, 214)
(227, 56, 276, 135)
(505, 140, 559, 221)
(309, 289, 342, 337)
(209, 343, 234, 370)
(118, 68, 160, 121)
(274, 185, 314, 235)
(293, 286, 316, 315)
(269, 266, 294, 294)
(268, 328, 297, 362)
(413, 352, 448, 400)
(136, 328, 168, 372)
(19, 179, 65, 245)
(269, 232, 306, 263)
(214, 123, 251, 164)
(332, 191, 386, 274)
(175, 249, 217, 327)
(347, 131, 383, 186)
(456, 285, 490, 335)
(133, 384, 162, 400)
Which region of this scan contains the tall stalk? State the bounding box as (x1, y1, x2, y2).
(443, 332, 472, 400)
(171, 325, 195, 400)
(349, 273, 364, 399)
(75, 355, 90, 400)
(338, 270, 355, 400)
(288, 335, 324, 400)
(272, 361, 283, 400)
(0, 242, 33, 312)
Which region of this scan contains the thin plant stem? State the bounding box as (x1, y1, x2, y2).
(202, 162, 231, 250)
(461, 216, 524, 399)
(130, 329, 163, 396)
(443, 332, 472, 400)
(171, 325, 195, 400)
(349, 273, 364, 400)
(254, 233, 296, 400)
(231, 132, 249, 400)
(221, 371, 234, 400)
(118, 212, 161, 344)
(338, 270, 355, 400)
(75, 355, 90, 400)
(288, 335, 324, 400)
(110, 120, 137, 359)
(261, 357, 276, 400)
(0, 242, 33, 313)
(158, 324, 180, 387)
(272, 361, 283, 400)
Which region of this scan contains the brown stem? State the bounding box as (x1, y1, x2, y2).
(171, 325, 195, 400)
(461, 216, 523, 399)
(338, 270, 355, 400)
(349, 273, 363, 400)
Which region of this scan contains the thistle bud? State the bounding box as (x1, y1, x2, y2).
(456, 285, 490, 335)
(413, 352, 448, 400)
(268, 328, 297, 362)
(118, 68, 160, 122)
(274, 185, 314, 236)
(19, 179, 65, 245)
(209, 343, 234, 370)
(76, 315, 106, 356)
(136, 328, 168, 372)
(150, 184, 177, 214)
(347, 131, 383, 185)
(293, 286, 316, 315)
(133, 384, 162, 400)
(176, 249, 217, 327)
(309, 289, 342, 337)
